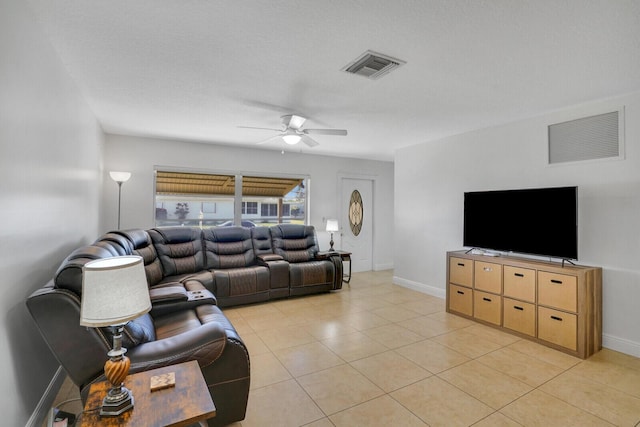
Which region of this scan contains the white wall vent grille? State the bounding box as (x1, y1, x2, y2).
(548, 110, 623, 164)
(342, 50, 406, 80)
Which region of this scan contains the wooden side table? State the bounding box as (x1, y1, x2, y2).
(317, 250, 352, 284)
(80, 360, 215, 427)
(334, 251, 352, 284)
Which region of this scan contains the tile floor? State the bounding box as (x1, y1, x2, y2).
(47, 270, 640, 426)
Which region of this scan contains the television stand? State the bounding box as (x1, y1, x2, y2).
(561, 258, 576, 267)
(446, 251, 602, 359)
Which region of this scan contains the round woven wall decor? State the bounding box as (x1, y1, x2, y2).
(348, 190, 363, 236)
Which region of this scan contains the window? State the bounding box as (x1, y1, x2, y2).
(261, 203, 278, 217)
(154, 170, 307, 228)
(242, 202, 258, 215)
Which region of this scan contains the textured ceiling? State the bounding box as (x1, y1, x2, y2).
(26, 0, 640, 161)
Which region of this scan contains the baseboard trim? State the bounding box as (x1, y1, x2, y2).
(393, 276, 445, 299)
(374, 262, 394, 271)
(25, 366, 65, 427)
(602, 333, 640, 358)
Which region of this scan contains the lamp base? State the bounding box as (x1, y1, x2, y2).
(100, 386, 134, 416)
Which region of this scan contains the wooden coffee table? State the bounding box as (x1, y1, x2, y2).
(80, 360, 215, 427)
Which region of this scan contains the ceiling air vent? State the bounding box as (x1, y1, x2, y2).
(342, 50, 406, 80)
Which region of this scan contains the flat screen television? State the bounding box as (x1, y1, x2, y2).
(463, 186, 578, 260)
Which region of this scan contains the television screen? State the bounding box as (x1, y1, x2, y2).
(463, 186, 578, 260)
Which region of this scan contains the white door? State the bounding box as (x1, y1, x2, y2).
(340, 178, 373, 272)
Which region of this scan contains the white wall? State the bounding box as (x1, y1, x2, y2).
(394, 92, 640, 357)
(103, 135, 394, 270)
(0, 0, 104, 425)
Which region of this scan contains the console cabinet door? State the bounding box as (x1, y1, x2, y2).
(538, 272, 577, 312)
(474, 261, 502, 294)
(503, 298, 535, 337)
(503, 266, 536, 302)
(450, 257, 473, 287)
(538, 306, 577, 350)
(473, 290, 501, 325)
(449, 284, 473, 316)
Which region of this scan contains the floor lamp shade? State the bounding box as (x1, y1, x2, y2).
(80, 256, 151, 327)
(109, 171, 131, 183)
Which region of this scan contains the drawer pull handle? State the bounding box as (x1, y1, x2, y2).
(483, 297, 492, 302)
(483, 267, 492, 272)
(513, 305, 524, 311)
(514, 273, 524, 277)
(457, 290, 465, 295)
(550, 315, 563, 321)
(550, 279, 563, 284)
(457, 263, 465, 267)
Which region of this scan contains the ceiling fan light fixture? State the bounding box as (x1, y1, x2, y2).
(282, 134, 301, 145)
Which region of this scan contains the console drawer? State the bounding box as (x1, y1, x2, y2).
(449, 284, 473, 316)
(538, 271, 577, 312)
(473, 290, 501, 326)
(450, 257, 473, 287)
(503, 266, 536, 302)
(503, 298, 535, 337)
(474, 261, 502, 294)
(538, 306, 577, 350)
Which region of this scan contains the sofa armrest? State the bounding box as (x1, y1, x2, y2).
(149, 286, 188, 302)
(127, 321, 227, 370)
(257, 253, 284, 263)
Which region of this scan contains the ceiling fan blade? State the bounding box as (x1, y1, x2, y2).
(301, 135, 319, 148)
(303, 129, 348, 136)
(238, 125, 282, 132)
(256, 135, 283, 145)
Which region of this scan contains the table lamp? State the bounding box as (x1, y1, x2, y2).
(80, 255, 151, 416)
(326, 219, 339, 251)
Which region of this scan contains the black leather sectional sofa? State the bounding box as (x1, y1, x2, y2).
(27, 224, 343, 426)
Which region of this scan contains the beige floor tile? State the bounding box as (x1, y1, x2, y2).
(500, 390, 615, 426)
(398, 299, 444, 316)
(302, 319, 359, 340)
(426, 311, 476, 329)
(240, 332, 270, 357)
(348, 295, 395, 311)
(341, 311, 392, 331)
(539, 370, 640, 426)
(274, 341, 345, 377)
(476, 347, 565, 387)
(329, 395, 428, 426)
(506, 339, 581, 370)
(321, 331, 389, 362)
(588, 348, 640, 371)
(396, 339, 470, 373)
(463, 323, 521, 346)
(397, 315, 458, 338)
(371, 305, 423, 322)
(432, 329, 504, 358)
(569, 358, 640, 398)
(391, 376, 494, 426)
(242, 379, 325, 427)
(297, 364, 384, 415)
(257, 325, 317, 351)
(249, 352, 292, 389)
(302, 418, 335, 427)
(472, 412, 523, 426)
(350, 350, 431, 392)
(242, 311, 295, 332)
(362, 323, 424, 349)
(438, 360, 532, 409)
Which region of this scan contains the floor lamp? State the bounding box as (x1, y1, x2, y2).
(109, 171, 131, 229)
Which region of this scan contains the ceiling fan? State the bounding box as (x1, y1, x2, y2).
(239, 114, 348, 147)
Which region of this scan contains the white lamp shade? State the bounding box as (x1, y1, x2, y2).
(80, 256, 151, 327)
(326, 219, 339, 232)
(109, 171, 131, 183)
(282, 134, 301, 145)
